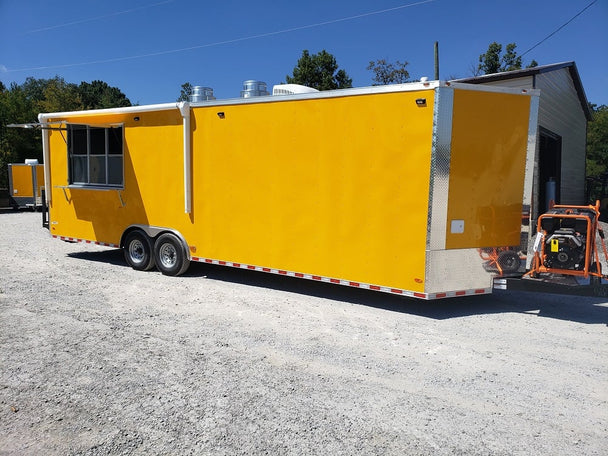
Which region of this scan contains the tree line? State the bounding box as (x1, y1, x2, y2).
(1, 43, 606, 199)
(0, 77, 131, 187)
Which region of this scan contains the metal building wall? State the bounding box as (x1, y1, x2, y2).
(535, 69, 587, 205)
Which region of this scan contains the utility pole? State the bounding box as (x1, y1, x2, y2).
(434, 41, 440, 80)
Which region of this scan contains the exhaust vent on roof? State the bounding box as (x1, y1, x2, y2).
(240, 80, 269, 98)
(272, 84, 319, 95)
(190, 86, 215, 102)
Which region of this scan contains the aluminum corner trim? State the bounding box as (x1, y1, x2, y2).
(38, 114, 51, 206)
(524, 94, 540, 268)
(427, 86, 454, 252)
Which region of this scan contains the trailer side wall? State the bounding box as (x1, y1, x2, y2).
(8, 163, 45, 208)
(192, 90, 436, 292)
(47, 110, 187, 244)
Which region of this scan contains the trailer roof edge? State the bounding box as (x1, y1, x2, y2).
(447, 82, 540, 97)
(37, 81, 538, 119)
(38, 102, 180, 120)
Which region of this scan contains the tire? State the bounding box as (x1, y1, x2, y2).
(123, 230, 156, 271)
(497, 250, 521, 273)
(153, 232, 190, 276)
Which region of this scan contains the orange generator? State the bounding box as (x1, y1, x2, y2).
(528, 201, 608, 283)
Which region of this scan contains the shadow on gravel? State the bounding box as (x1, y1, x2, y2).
(68, 249, 126, 267)
(66, 250, 608, 325)
(0, 208, 23, 214)
(186, 263, 608, 325)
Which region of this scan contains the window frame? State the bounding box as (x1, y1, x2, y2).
(66, 123, 125, 189)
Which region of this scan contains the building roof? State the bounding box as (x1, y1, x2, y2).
(454, 61, 592, 120)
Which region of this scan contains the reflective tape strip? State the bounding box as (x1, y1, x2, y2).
(191, 257, 492, 299)
(191, 256, 421, 298)
(52, 234, 119, 248)
(426, 288, 491, 299)
(48, 240, 492, 300)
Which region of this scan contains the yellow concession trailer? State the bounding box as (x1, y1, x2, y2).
(39, 81, 539, 299)
(8, 160, 45, 209)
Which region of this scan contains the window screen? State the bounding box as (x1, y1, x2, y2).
(67, 124, 123, 187)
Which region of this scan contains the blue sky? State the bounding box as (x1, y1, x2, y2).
(1, 0, 607, 107)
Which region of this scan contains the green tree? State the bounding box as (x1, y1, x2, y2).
(501, 43, 522, 71)
(478, 42, 502, 74)
(286, 50, 352, 90)
(78, 80, 131, 110)
(477, 42, 538, 75)
(0, 77, 131, 188)
(586, 104, 608, 201)
(367, 59, 410, 85)
(177, 82, 193, 102)
(38, 77, 81, 113)
(0, 88, 14, 187)
(0, 82, 41, 188)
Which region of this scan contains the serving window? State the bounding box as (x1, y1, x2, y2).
(67, 124, 123, 187)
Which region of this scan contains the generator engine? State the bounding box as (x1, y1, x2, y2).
(538, 207, 595, 272)
(543, 226, 586, 270)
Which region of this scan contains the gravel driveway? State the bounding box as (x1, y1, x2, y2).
(1, 211, 607, 455)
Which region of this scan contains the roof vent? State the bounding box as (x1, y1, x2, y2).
(240, 80, 269, 98)
(272, 84, 319, 95)
(190, 86, 216, 102)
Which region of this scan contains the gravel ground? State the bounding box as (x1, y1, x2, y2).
(1, 210, 607, 455)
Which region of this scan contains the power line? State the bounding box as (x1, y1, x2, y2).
(5, 0, 436, 73)
(24, 0, 176, 34)
(521, 0, 597, 57)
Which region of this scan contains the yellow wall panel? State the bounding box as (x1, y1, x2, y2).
(48, 110, 188, 244)
(191, 91, 435, 290)
(47, 92, 435, 291)
(446, 90, 531, 249)
(10, 165, 35, 197)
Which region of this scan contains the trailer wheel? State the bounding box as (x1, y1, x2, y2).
(497, 250, 521, 273)
(154, 233, 190, 276)
(124, 230, 156, 271)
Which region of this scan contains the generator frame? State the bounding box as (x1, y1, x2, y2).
(527, 201, 608, 281)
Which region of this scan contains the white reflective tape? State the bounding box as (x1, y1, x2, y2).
(191, 257, 415, 297)
(52, 234, 119, 248)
